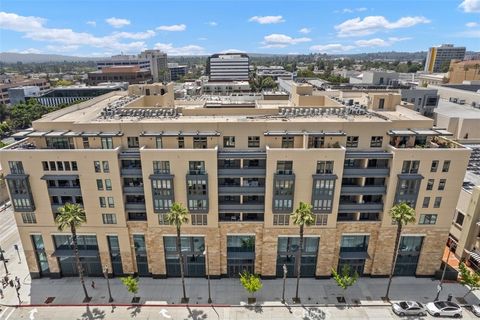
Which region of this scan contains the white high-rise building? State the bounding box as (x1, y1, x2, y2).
(207, 53, 249, 81)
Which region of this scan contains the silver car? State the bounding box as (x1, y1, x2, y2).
(470, 304, 480, 317)
(426, 301, 462, 318)
(392, 301, 427, 317)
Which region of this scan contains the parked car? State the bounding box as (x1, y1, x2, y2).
(392, 301, 427, 317)
(426, 301, 462, 318)
(470, 304, 480, 317)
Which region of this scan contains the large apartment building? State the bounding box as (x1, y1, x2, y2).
(207, 53, 249, 82)
(425, 44, 466, 73)
(0, 82, 470, 280)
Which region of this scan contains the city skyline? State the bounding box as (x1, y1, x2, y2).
(1, 0, 480, 57)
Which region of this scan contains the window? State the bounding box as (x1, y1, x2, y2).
(308, 136, 325, 148)
(442, 160, 451, 173)
(178, 137, 184, 149)
(8, 161, 24, 174)
(438, 179, 446, 191)
(49, 161, 56, 171)
(378, 98, 385, 109)
(346, 136, 359, 148)
(153, 161, 170, 174)
(96, 179, 104, 190)
(248, 136, 260, 148)
(273, 214, 290, 226)
(419, 214, 437, 225)
(427, 179, 434, 190)
(455, 211, 465, 226)
(127, 137, 139, 148)
(155, 137, 163, 149)
(370, 136, 383, 147)
(434, 197, 442, 208)
(42, 161, 49, 171)
(94, 161, 101, 173)
(315, 214, 328, 226)
(21, 212, 36, 224)
(102, 161, 110, 173)
(191, 214, 208, 226)
(46, 137, 74, 149)
(105, 179, 112, 191)
(273, 199, 293, 211)
(282, 136, 295, 148)
(82, 137, 90, 149)
(276, 161, 293, 174)
(101, 137, 114, 149)
(72, 161, 78, 171)
(431, 160, 439, 172)
(154, 199, 173, 212)
(158, 213, 168, 225)
(56, 161, 63, 171)
(189, 161, 205, 174)
(99, 197, 106, 208)
(108, 197, 115, 208)
(64, 162, 71, 171)
(193, 136, 207, 149)
(188, 199, 207, 211)
(422, 197, 430, 208)
(316, 161, 334, 174)
(223, 136, 235, 148)
(402, 160, 420, 174)
(102, 213, 117, 224)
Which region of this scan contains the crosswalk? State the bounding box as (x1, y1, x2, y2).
(0, 307, 16, 320)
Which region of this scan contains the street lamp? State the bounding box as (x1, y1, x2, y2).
(0, 246, 8, 275)
(103, 265, 114, 303)
(203, 245, 212, 304)
(282, 264, 287, 304)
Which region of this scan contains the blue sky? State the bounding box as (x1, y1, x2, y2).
(1, 0, 479, 56)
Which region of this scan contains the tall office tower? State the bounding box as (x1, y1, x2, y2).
(139, 50, 169, 82)
(424, 44, 466, 73)
(207, 53, 249, 81)
(1, 82, 469, 279)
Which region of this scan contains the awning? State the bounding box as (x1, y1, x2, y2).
(339, 251, 370, 260)
(27, 131, 50, 137)
(44, 131, 68, 137)
(41, 174, 79, 180)
(5, 173, 29, 180)
(99, 131, 123, 137)
(81, 132, 101, 137)
(306, 131, 346, 136)
(141, 131, 220, 137)
(149, 173, 174, 179)
(52, 249, 99, 258)
(264, 130, 304, 136)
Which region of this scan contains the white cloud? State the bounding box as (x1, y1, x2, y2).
(459, 0, 480, 12)
(153, 43, 206, 55)
(249, 15, 285, 24)
(19, 48, 42, 54)
(0, 12, 45, 32)
(466, 21, 479, 27)
(105, 17, 130, 28)
(111, 30, 156, 40)
(221, 49, 246, 53)
(261, 44, 288, 49)
(355, 37, 410, 47)
(86, 21, 96, 27)
(156, 24, 186, 31)
(338, 7, 368, 13)
(46, 45, 79, 52)
(310, 44, 355, 53)
(0, 11, 147, 53)
(299, 27, 311, 34)
(263, 33, 311, 46)
(335, 15, 430, 37)
(207, 21, 218, 26)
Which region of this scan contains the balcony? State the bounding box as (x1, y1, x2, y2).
(218, 185, 265, 195)
(345, 150, 393, 159)
(47, 187, 82, 197)
(342, 167, 389, 177)
(218, 203, 265, 212)
(338, 202, 384, 213)
(51, 203, 83, 213)
(125, 202, 146, 210)
(219, 212, 264, 222)
(218, 167, 266, 177)
(123, 186, 144, 194)
(127, 212, 147, 221)
(121, 168, 142, 176)
(340, 185, 386, 195)
(388, 131, 460, 149)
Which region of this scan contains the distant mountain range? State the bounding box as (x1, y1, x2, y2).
(0, 52, 102, 63)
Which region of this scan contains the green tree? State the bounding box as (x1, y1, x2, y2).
(239, 271, 263, 302)
(0, 104, 8, 122)
(291, 201, 315, 302)
(260, 76, 277, 89)
(165, 202, 190, 302)
(385, 202, 416, 300)
(332, 264, 359, 303)
(440, 61, 451, 73)
(54, 203, 90, 301)
(459, 262, 480, 298)
(121, 275, 139, 299)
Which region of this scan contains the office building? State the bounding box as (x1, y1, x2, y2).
(168, 63, 187, 81)
(139, 50, 169, 83)
(1, 82, 469, 280)
(8, 86, 41, 105)
(349, 71, 399, 85)
(201, 81, 250, 94)
(87, 66, 152, 85)
(35, 84, 126, 107)
(96, 55, 150, 70)
(256, 66, 293, 80)
(425, 44, 466, 73)
(400, 88, 439, 117)
(0, 78, 50, 105)
(207, 53, 249, 82)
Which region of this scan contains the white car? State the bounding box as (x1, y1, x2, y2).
(392, 301, 427, 317)
(426, 301, 462, 318)
(470, 304, 480, 317)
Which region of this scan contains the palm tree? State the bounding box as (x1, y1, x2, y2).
(385, 202, 416, 300)
(165, 202, 189, 303)
(291, 201, 315, 303)
(54, 203, 90, 301)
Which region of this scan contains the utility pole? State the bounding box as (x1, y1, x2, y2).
(203, 246, 212, 304)
(103, 265, 113, 303)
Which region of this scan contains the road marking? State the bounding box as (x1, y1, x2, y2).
(0, 308, 9, 319)
(3, 308, 15, 320)
(159, 309, 171, 318)
(29, 308, 38, 320)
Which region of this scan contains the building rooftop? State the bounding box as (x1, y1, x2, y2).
(464, 145, 480, 191)
(441, 84, 480, 93)
(435, 99, 480, 119)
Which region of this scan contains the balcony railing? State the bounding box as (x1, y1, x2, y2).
(338, 202, 384, 212)
(342, 167, 389, 177)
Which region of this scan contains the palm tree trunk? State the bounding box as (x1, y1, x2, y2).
(295, 225, 304, 301)
(385, 222, 402, 300)
(71, 224, 90, 300)
(177, 226, 187, 301)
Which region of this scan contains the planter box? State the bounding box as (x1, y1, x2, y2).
(248, 297, 256, 304)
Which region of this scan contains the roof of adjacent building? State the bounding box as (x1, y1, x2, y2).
(435, 99, 480, 119)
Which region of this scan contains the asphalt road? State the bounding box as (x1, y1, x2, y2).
(0, 204, 22, 274)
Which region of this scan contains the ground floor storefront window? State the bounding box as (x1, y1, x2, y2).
(227, 236, 255, 277)
(164, 236, 205, 277)
(31, 235, 50, 277)
(338, 235, 369, 275)
(394, 236, 424, 276)
(53, 235, 102, 277)
(276, 237, 319, 277)
(133, 234, 149, 276)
